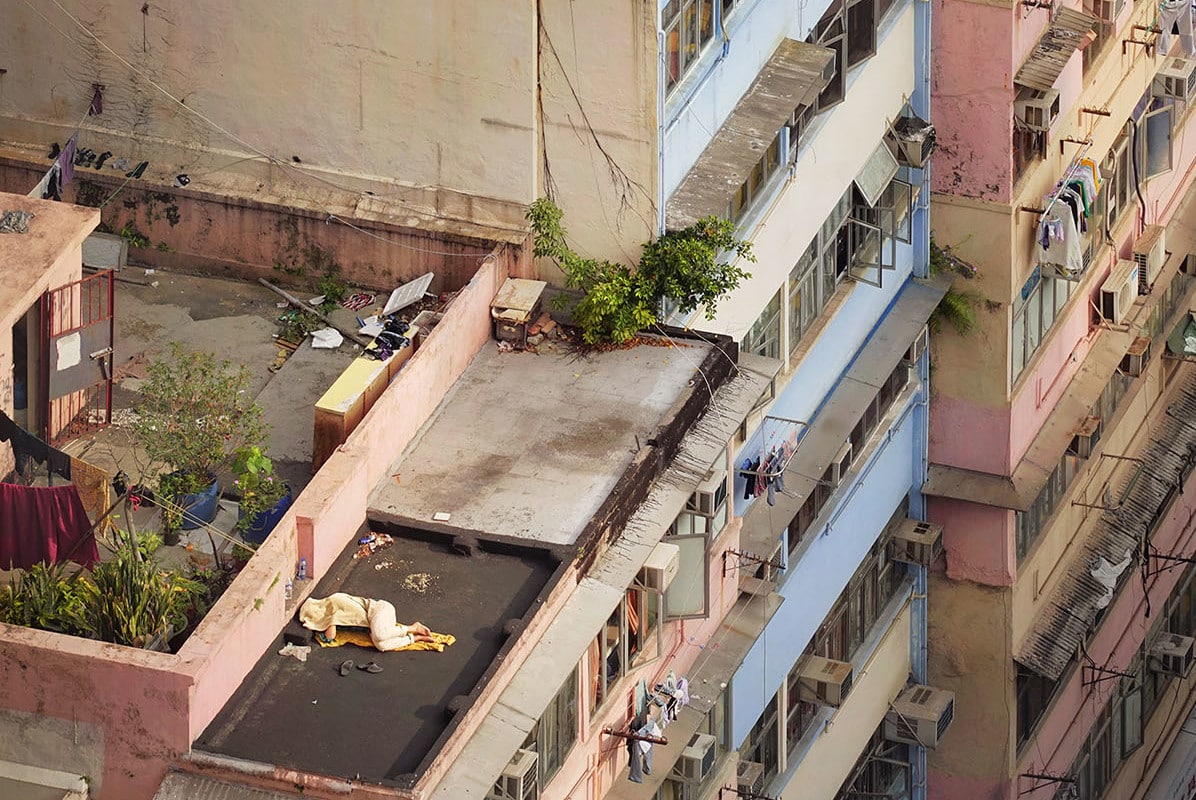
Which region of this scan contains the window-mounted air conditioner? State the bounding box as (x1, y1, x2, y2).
(638, 541, 680, 593)
(672, 733, 717, 783)
(488, 749, 539, 800)
(1015, 88, 1061, 131)
(1154, 57, 1196, 101)
(1151, 633, 1196, 678)
(890, 518, 944, 566)
(827, 440, 853, 487)
(884, 685, 956, 749)
(798, 656, 854, 707)
(692, 471, 727, 516)
(886, 113, 938, 169)
(1133, 225, 1167, 294)
(1120, 336, 1152, 377)
(1099, 260, 1140, 324)
(1067, 416, 1103, 458)
(737, 760, 766, 796)
(904, 326, 929, 366)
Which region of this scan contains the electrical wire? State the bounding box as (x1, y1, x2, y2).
(29, 0, 497, 259)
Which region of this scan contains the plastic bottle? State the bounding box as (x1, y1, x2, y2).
(298, 558, 308, 582)
(284, 577, 294, 602)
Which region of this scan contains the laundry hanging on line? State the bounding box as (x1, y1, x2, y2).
(1037, 157, 1102, 280)
(0, 482, 98, 570)
(0, 410, 72, 481)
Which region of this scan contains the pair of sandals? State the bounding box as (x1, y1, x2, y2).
(338, 659, 383, 676)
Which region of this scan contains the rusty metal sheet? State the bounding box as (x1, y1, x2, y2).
(1015, 7, 1099, 92)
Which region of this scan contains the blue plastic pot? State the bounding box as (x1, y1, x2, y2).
(239, 486, 294, 545)
(172, 475, 220, 530)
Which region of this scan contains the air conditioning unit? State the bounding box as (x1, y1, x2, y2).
(673, 733, 717, 783)
(827, 440, 854, 486)
(1133, 225, 1167, 294)
(692, 472, 727, 516)
(638, 541, 680, 592)
(737, 760, 766, 796)
(1067, 416, 1103, 458)
(884, 685, 956, 749)
(488, 749, 539, 800)
(798, 656, 854, 707)
(1099, 260, 1140, 324)
(891, 518, 944, 566)
(1154, 57, 1196, 101)
(1120, 336, 1152, 377)
(904, 326, 929, 366)
(1015, 88, 1061, 131)
(1151, 633, 1196, 678)
(886, 113, 938, 169)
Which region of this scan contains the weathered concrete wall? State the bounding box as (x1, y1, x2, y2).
(0, 624, 191, 800)
(927, 576, 1014, 800)
(0, 158, 503, 294)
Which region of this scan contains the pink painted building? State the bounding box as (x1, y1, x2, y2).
(927, 1, 1196, 798)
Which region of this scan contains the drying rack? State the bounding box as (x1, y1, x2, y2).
(1018, 139, 1093, 219)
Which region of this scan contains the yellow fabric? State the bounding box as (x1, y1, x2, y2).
(314, 628, 456, 652)
(70, 457, 111, 534)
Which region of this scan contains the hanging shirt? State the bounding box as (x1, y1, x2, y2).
(1037, 202, 1084, 279)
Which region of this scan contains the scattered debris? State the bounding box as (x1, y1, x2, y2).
(353, 532, 394, 560)
(403, 572, 433, 593)
(341, 293, 375, 311)
(311, 328, 344, 349)
(432, 511, 451, 522)
(278, 643, 311, 662)
(275, 301, 289, 309)
(358, 315, 385, 337)
(308, 295, 326, 306)
(0, 210, 34, 234)
(374, 560, 393, 571)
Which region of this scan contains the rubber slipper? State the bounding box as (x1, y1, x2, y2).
(338, 660, 354, 676)
(357, 661, 383, 673)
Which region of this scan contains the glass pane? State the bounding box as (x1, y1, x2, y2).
(1145, 105, 1174, 178)
(1013, 304, 1027, 381)
(666, 534, 708, 617)
(817, 39, 845, 109)
(846, 0, 877, 66)
(1025, 283, 1043, 360)
(666, 21, 682, 90)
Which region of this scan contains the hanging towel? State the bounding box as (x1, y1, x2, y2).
(0, 483, 97, 570)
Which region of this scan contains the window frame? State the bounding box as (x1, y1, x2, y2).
(527, 667, 579, 787)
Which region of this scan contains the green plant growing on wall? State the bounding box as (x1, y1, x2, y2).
(928, 238, 983, 337)
(526, 198, 753, 344)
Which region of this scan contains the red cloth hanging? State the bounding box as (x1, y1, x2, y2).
(0, 483, 98, 570)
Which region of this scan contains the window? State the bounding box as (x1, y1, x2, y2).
(1143, 99, 1175, 179)
(1016, 453, 1081, 561)
(1070, 662, 1143, 799)
(727, 130, 785, 222)
(664, 0, 716, 94)
(1012, 268, 1074, 382)
(1016, 665, 1057, 750)
(808, 0, 881, 112)
(1104, 129, 1132, 232)
(743, 290, 783, 359)
(667, 467, 726, 619)
(527, 668, 579, 786)
(740, 695, 781, 783)
(1082, 0, 1123, 72)
(787, 360, 909, 557)
(1013, 123, 1046, 186)
(670, 478, 729, 537)
(834, 731, 910, 800)
(590, 590, 662, 709)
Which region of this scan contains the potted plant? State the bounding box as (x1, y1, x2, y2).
(133, 343, 267, 542)
(232, 446, 293, 544)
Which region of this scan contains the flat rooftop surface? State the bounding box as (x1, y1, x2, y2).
(195, 521, 559, 784)
(370, 337, 712, 544)
(0, 192, 98, 323)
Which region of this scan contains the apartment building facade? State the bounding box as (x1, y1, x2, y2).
(928, 1, 1196, 798)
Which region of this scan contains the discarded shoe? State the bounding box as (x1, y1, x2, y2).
(46, 142, 61, 160)
(357, 661, 383, 674)
(338, 659, 354, 676)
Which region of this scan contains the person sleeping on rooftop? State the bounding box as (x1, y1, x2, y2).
(299, 592, 436, 651)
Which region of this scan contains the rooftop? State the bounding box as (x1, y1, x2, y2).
(194, 518, 563, 786)
(0, 191, 97, 320)
(369, 337, 715, 544)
